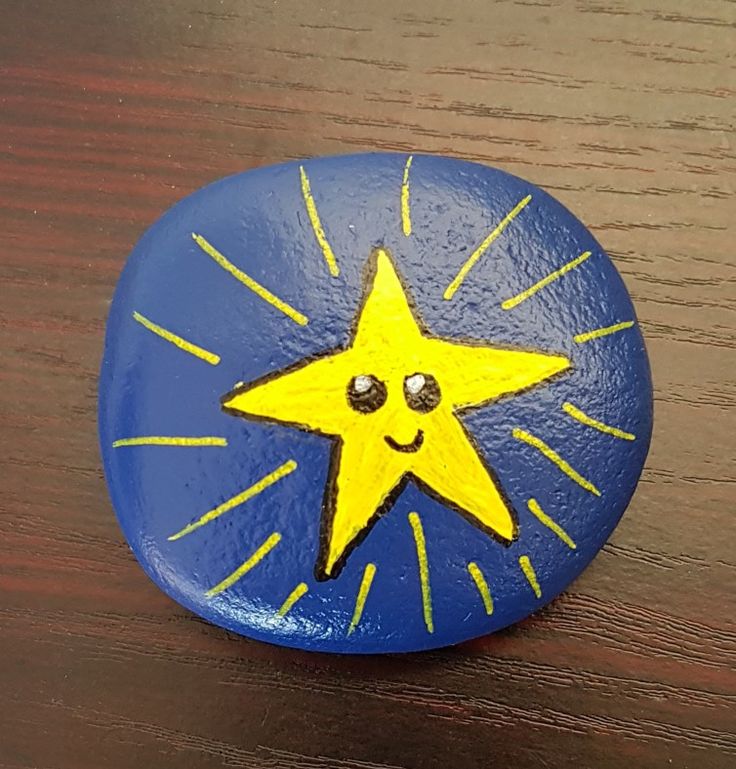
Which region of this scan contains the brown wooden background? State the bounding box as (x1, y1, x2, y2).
(1, 1, 734, 767)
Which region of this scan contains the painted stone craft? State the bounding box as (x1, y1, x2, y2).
(99, 153, 652, 654)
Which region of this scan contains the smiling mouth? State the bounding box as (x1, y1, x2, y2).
(384, 429, 424, 453)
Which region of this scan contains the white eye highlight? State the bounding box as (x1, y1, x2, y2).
(405, 373, 426, 395)
(353, 375, 373, 394)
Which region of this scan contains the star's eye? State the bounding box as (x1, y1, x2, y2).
(347, 374, 388, 413)
(404, 373, 441, 413)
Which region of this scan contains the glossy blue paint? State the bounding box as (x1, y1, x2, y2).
(98, 153, 653, 654)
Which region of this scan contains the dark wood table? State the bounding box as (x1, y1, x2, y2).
(2, 1, 734, 767)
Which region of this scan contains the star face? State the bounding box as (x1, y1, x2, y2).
(222, 248, 571, 580)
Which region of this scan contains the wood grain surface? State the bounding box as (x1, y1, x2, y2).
(1, 1, 734, 767)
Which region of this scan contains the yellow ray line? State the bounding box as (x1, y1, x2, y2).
(562, 402, 636, 441)
(192, 233, 308, 326)
(277, 582, 308, 617)
(444, 194, 532, 301)
(132, 311, 220, 365)
(501, 250, 592, 310)
(401, 155, 413, 236)
(518, 555, 541, 598)
(299, 165, 340, 277)
(113, 436, 227, 448)
(408, 512, 434, 633)
(512, 428, 601, 497)
(574, 320, 634, 344)
(467, 562, 494, 615)
(527, 498, 576, 550)
(348, 562, 377, 635)
(168, 459, 298, 541)
(206, 532, 281, 597)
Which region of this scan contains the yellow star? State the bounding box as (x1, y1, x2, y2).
(222, 249, 571, 580)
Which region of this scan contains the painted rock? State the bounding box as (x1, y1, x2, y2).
(99, 153, 652, 654)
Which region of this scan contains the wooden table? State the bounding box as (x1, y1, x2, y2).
(2, 1, 734, 767)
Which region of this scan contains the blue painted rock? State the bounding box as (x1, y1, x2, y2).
(99, 153, 652, 653)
